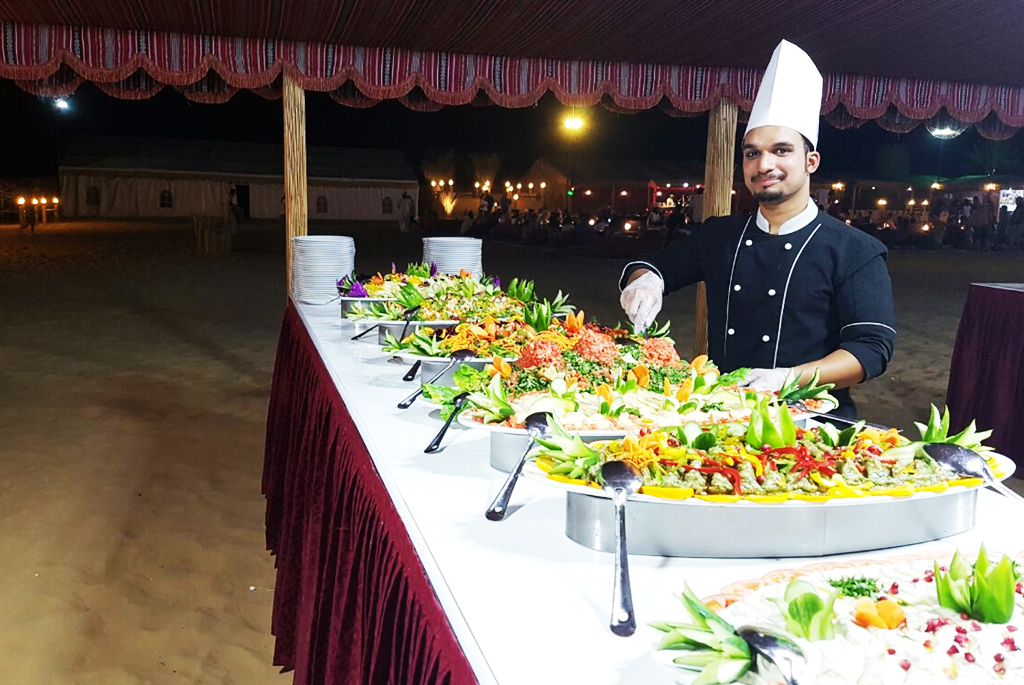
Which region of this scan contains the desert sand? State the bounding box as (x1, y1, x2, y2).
(0, 218, 1020, 684)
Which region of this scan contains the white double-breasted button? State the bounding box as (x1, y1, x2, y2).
(745, 239, 753, 246)
(762, 334, 771, 342)
(733, 284, 742, 291)
(784, 243, 793, 250)
(768, 289, 776, 296)
(728, 328, 735, 335)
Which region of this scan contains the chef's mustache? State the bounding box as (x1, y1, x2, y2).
(752, 172, 785, 183)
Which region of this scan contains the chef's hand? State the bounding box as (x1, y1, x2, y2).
(741, 367, 792, 393)
(619, 271, 664, 333)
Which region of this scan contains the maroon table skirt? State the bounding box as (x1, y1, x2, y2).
(946, 284, 1024, 471)
(262, 302, 478, 685)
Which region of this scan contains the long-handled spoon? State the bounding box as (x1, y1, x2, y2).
(351, 305, 420, 341)
(736, 626, 806, 685)
(923, 443, 1024, 505)
(402, 360, 422, 382)
(485, 412, 551, 521)
(423, 392, 470, 453)
(601, 460, 642, 636)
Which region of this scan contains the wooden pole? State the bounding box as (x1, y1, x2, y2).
(695, 98, 739, 357)
(283, 69, 308, 296)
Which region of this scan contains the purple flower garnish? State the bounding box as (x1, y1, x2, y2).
(493, 276, 501, 289)
(430, 262, 438, 277)
(391, 261, 397, 273)
(349, 281, 369, 298)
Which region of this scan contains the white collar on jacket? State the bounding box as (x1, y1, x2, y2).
(755, 198, 819, 236)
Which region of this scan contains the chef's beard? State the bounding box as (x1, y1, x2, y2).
(751, 175, 798, 205)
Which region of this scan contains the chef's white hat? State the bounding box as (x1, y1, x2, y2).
(744, 40, 823, 149)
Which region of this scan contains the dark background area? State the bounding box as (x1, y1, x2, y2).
(1, 79, 1020, 183)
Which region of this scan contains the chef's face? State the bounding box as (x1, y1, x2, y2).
(742, 126, 820, 206)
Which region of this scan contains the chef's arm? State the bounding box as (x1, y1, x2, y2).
(790, 350, 866, 390)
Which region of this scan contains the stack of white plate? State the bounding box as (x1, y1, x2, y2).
(422, 237, 483, 279)
(291, 235, 356, 304)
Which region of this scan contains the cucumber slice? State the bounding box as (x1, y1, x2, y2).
(526, 396, 577, 415)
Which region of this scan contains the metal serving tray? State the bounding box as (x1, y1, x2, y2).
(563, 487, 978, 558)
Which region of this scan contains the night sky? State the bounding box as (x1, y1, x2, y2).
(1, 79, 1019, 183)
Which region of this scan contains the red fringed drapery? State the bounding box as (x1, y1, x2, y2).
(2, 21, 1022, 138)
(263, 303, 478, 685)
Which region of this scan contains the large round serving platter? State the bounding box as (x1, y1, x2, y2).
(391, 353, 517, 388)
(374, 319, 458, 345)
(338, 295, 395, 315)
(521, 454, 1016, 558)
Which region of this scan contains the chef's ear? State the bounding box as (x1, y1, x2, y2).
(805, 149, 821, 175)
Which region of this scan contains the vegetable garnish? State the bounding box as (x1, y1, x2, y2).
(852, 596, 906, 630)
(769, 579, 839, 641)
(935, 546, 1019, 624)
(650, 584, 752, 685)
(827, 576, 881, 599)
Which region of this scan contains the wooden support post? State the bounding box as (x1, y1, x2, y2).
(694, 98, 739, 357)
(283, 70, 308, 296)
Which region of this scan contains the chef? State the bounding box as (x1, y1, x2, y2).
(619, 40, 895, 418)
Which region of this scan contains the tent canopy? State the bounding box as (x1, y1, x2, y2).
(1, 1, 1022, 137)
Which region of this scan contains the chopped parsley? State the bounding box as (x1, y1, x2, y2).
(827, 576, 880, 598)
(562, 350, 615, 388)
(513, 369, 550, 393)
(646, 365, 690, 389)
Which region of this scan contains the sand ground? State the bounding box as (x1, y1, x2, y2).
(0, 219, 1021, 684)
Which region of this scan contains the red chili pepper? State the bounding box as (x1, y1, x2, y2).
(659, 459, 678, 467)
(677, 463, 743, 495)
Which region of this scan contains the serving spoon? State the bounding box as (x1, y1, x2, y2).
(402, 360, 422, 381)
(423, 392, 470, 453)
(736, 626, 806, 685)
(602, 460, 642, 637)
(397, 348, 476, 409)
(923, 443, 1024, 504)
(351, 304, 421, 341)
(485, 412, 550, 521)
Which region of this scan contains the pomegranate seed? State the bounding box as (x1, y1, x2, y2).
(756, 475, 764, 484)
(965, 653, 976, 663)
(960, 612, 971, 621)
(887, 648, 896, 655)
(889, 582, 900, 595)
(995, 653, 1005, 663)
(899, 660, 911, 671)
(1009, 625, 1019, 632)
(940, 565, 949, 572)
(995, 663, 1006, 675)
(971, 621, 982, 632)
(1002, 637, 1019, 651)
(926, 618, 950, 632)
(954, 634, 969, 647)
(912, 577, 920, 583)
(924, 640, 933, 649)
(1017, 582, 1023, 595)
(956, 626, 968, 634)
(878, 595, 889, 602)
(947, 645, 959, 655)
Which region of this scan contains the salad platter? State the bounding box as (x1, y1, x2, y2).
(651, 548, 1024, 684)
(525, 407, 1010, 557)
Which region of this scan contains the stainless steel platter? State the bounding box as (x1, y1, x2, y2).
(543, 454, 1016, 558)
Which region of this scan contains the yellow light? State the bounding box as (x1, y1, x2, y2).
(563, 115, 584, 131)
(589, 219, 596, 226)
(656, 191, 663, 197)
(623, 222, 632, 230)
(539, 182, 546, 189)
(40, 197, 47, 204)
(832, 182, 845, 191)
(731, 189, 737, 195)
(908, 199, 916, 206)
(16, 196, 25, 205)
(52, 197, 58, 204)
(620, 190, 628, 196)
(516, 183, 522, 190)
(584, 190, 592, 196)
(447, 179, 454, 186)
(984, 182, 998, 191)
(845, 219, 852, 225)
(31, 198, 38, 205)
(906, 186, 913, 191)
(527, 182, 534, 189)
(922, 200, 929, 206)
(931, 182, 942, 190)
(921, 224, 931, 232)
(431, 180, 437, 187)
(877, 199, 888, 206)
(512, 193, 519, 201)
(474, 182, 480, 188)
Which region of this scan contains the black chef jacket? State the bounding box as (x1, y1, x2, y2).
(620, 211, 896, 417)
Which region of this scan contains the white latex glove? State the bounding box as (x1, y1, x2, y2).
(619, 271, 664, 333)
(741, 367, 792, 393)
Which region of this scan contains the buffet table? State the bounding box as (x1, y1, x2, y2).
(265, 300, 1024, 685)
(947, 283, 1024, 471)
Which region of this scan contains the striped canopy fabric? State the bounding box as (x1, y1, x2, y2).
(1, 0, 1023, 138)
